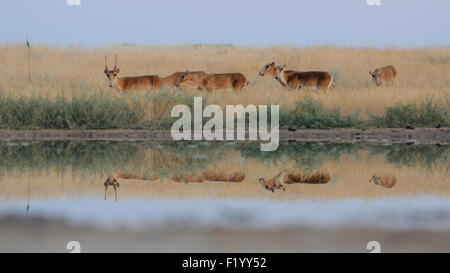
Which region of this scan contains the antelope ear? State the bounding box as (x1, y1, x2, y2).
(271, 61, 274, 65)
(283, 64, 287, 68)
(115, 68, 120, 73)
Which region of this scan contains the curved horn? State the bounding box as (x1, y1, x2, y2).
(105, 56, 108, 70)
(113, 186, 118, 202)
(114, 54, 118, 70)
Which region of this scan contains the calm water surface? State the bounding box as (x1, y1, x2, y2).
(0, 141, 448, 231)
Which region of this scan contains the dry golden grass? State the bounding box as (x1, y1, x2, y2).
(0, 44, 449, 118)
(0, 150, 448, 201)
(202, 169, 246, 182)
(171, 169, 245, 183)
(283, 171, 332, 184)
(171, 173, 205, 183)
(117, 171, 160, 181)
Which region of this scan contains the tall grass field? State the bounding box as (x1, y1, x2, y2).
(0, 44, 449, 129)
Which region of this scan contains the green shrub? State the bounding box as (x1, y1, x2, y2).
(369, 98, 450, 128)
(0, 91, 202, 129)
(279, 96, 360, 129)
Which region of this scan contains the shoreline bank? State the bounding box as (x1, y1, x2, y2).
(0, 128, 447, 144)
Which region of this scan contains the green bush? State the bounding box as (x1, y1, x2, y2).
(279, 96, 360, 129)
(369, 98, 450, 128)
(0, 93, 144, 129)
(0, 91, 202, 129)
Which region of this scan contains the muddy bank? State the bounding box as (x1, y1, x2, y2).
(0, 128, 448, 144)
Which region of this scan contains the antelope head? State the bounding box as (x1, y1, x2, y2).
(369, 70, 381, 86)
(175, 70, 190, 87)
(258, 177, 273, 192)
(368, 175, 380, 185)
(104, 55, 120, 88)
(274, 64, 287, 80)
(259, 61, 276, 76)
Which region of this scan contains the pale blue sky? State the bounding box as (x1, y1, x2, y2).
(1, 0, 449, 47)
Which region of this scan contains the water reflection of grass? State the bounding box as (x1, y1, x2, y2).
(1, 152, 448, 201)
(368, 144, 449, 173)
(0, 141, 230, 180)
(237, 142, 362, 172)
(0, 141, 448, 181)
(0, 140, 449, 201)
(0, 141, 142, 178)
(239, 142, 450, 175)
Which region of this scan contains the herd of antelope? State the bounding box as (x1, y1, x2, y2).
(104, 55, 398, 94)
(104, 170, 397, 201)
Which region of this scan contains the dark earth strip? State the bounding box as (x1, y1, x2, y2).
(0, 128, 448, 144)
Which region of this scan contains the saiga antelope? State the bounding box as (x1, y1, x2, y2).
(104, 174, 120, 201)
(369, 65, 398, 86)
(274, 65, 333, 91)
(159, 71, 184, 88)
(158, 71, 212, 89)
(258, 173, 286, 193)
(103, 171, 159, 201)
(171, 71, 207, 89)
(104, 55, 160, 93)
(259, 61, 294, 87)
(175, 71, 248, 93)
(369, 175, 397, 189)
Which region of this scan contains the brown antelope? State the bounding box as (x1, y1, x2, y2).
(258, 173, 286, 193)
(104, 55, 160, 93)
(159, 71, 184, 88)
(172, 71, 208, 89)
(369, 174, 397, 189)
(274, 65, 333, 91)
(369, 65, 398, 86)
(259, 61, 294, 87)
(104, 174, 120, 201)
(103, 171, 159, 201)
(152, 71, 205, 90)
(175, 71, 248, 93)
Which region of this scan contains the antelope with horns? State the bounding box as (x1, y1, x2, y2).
(259, 61, 294, 87)
(103, 171, 159, 201)
(258, 173, 286, 193)
(274, 65, 333, 91)
(104, 55, 160, 93)
(104, 174, 120, 201)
